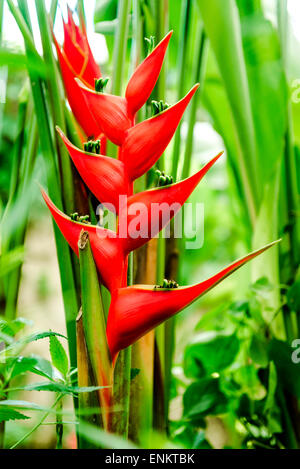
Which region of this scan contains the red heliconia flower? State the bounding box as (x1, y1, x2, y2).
(106, 241, 279, 363)
(41, 191, 128, 292)
(41, 154, 221, 292)
(75, 31, 173, 146)
(53, 9, 103, 139)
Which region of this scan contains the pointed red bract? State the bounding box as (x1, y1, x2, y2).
(106, 241, 279, 361)
(120, 152, 223, 253)
(62, 9, 101, 88)
(53, 35, 102, 138)
(120, 85, 200, 177)
(57, 128, 131, 211)
(125, 31, 173, 116)
(75, 31, 174, 145)
(75, 81, 133, 146)
(42, 191, 127, 292)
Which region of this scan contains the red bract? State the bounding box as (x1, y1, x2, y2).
(63, 7, 100, 87)
(77, 80, 198, 153)
(120, 152, 223, 253)
(106, 241, 279, 362)
(57, 127, 131, 210)
(119, 85, 199, 176)
(42, 191, 127, 292)
(53, 11, 103, 138)
(125, 32, 173, 116)
(75, 31, 173, 145)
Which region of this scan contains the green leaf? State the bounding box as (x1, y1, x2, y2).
(8, 355, 54, 380)
(287, 280, 300, 312)
(269, 339, 300, 398)
(0, 246, 24, 278)
(184, 331, 240, 378)
(2, 331, 67, 356)
(49, 335, 69, 378)
(183, 377, 227, 421)
(233, 365, 266, 400)
(0, 400, 43, 411)
(197, 0, 260, 217)
(0, 407, 30, 423)
(249, 335, 269, 367)
(94, 0, 117, 23)
(8, 381, 107, 396)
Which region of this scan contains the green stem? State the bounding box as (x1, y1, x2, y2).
(35, 0, 75, 215)
(277, 0, 300, 276)
(6, 0, 43, 64)
(76, 313, 102, 449)
(1, 89, 28, 254)
(112, 252, 133, 437)
(78, 232, 112, 431)
(0, 395, 4, 448)
(112, 347, 131, 437)
(77, 0, 86, 30)
(0, 0, 4, 44)
(10, 394, 63, 449)
(152, 0, 168, 171)
(277, 386, 298, 449)
(4, 116, 38, 321)
(50, 0, 58, 22)
(56, 399, 63, 449)
(171, 0, 192, 180)
(107, 0, 130, 157)
(181, 29, 208, 180)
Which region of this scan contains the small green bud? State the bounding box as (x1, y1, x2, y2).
(145, 36, 155, 55)
(95, 77, 109, 93)
(94, 140, 101, 155)
(159, 176, 167, 186)
(151, 100, 170, 117)
(70, 212, 79, 221)
(84, 139, 101, 155)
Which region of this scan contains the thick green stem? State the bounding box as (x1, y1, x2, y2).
(78, 231, 112, 431)
(112, 347, 131, 437)
(113, 0, 131, 93)
(112, 249, 132, 436)
(50, 0, 58, 21)
(107, 0, 131, 157)
(181, 29, 208, 180)
(171, 0, 192, 180)
(76, 312, 102, 449)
